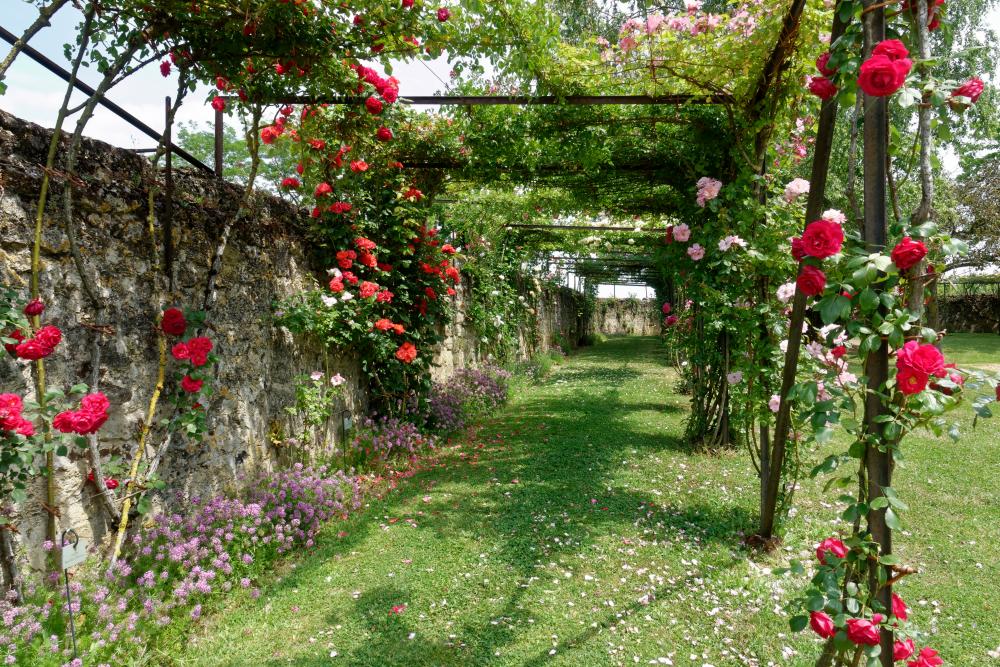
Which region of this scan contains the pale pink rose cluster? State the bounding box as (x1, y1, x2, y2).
(718, 235, 747, 251)
(696, 177, 723, 207)
(783, 178, 810, 203)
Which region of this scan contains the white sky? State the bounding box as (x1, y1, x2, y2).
(2, 1, 997, 298)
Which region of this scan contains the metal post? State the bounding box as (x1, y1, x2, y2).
(214, 108, 224, 178)
(861, 1, 893, 663)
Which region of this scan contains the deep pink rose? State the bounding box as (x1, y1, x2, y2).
(365, 96, 383, 115)
(816, 537, 848, 564)
(816, 52, 837, 77)
(181, 376, 203, 393)
(808, 76, 838, 101)
(896, 340, 945, 378)
(80, 392, 110, 416)
(896, 366, 928, 395)
(890, 237, 927, 271)
(14, 339, 50, 360)
(800, 220, 844, 259)
(377, 126, 394, 141)
(858, 54, 911, 97)
(23, 299, 45, 316)
(437, 7, 450, 21)
(796, 265, 826, 297)
(845, 618, 881, 646)
(873, 39, 910, 61)
(891, 592, 909, 621)
(791, 237, 805, 261)
(952, 77, 984, 103)
(810, 611, 835, 638)
(894, 638, 915, 661)
(661, 302, 672, 315)
(907, 647, 943, 667)
(665, 315, 678, 326)
(71, 409, 106, 435)
(52, 410, 75, 433)
(34, 325, 62, 352)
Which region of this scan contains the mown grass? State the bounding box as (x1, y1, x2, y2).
(172, 336, 999, 666)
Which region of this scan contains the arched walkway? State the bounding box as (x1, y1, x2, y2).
(177, 338, 791, 666)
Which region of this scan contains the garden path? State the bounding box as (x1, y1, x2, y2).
(177, 336, 801, 666)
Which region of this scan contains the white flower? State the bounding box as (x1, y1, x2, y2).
(310, 371, 323, 381)
(776, 282, 796, 303)
(627, 238, 635, 245)
(779, 339, 789, 353)
(330, 374, 346, 386)
(321, 295, 338, 307)
(805, 341, 826, 360)
(326, 267, 343, 277)
(768, 394, 781, 413)
(341, 292, 354, 301)
(726, 371, 743, 385)
(821, 209, 847, 225)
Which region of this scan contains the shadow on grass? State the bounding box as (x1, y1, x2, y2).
(214, 336, 752, 666)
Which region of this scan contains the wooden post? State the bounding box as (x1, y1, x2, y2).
(213, 107, 224, 178)
(861, 1, 894, 663)
(164, 97, 174, 289)
(757, 11, 848, 540)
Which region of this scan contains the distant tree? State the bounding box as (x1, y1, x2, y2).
(175, 121, 297, 193)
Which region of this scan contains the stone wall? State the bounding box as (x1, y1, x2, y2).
(589, 298, 661, 336)
(0, 110, 583, 569)
(938, 294, 1000, 334)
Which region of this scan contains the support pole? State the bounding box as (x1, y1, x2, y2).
(214, 108, 224, 178)
(861, 2, 894, 664)
(758, 10, 848, 540)
(164, 97, 174, 289)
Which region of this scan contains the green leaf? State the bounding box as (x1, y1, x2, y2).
(790, 615, 809, 632)
(884, 507, 902, 530)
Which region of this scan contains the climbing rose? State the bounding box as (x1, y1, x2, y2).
(845, 618, 881, 646)
(768, 394, 781, 413)
(892, 592, 909, 620)
(783, 178, 810, 203)
(34, 325, 62, 351)
(441, 243, 457, 255)
(395, 342, 417, 364)
(791, 237, 805, 261)
(661, 302, 672, 315)
(664, 315, 678, 326)
(359, 281, 380, 299)
(796, 265, 826, 297)
(160, 61, 171, 77)
(809, 611, 835, 639)
(376, 126, 394, 141)
(374, 319, 394, 332)
(894, 639, 916, 661)
(776, 282, 796, 303)
(314, 182, 333, 198)
(907, 648, 943, 667)
(365, 96, 383, 115)
(897, 367, 929, 395)
(261, 126, 280, 144)
(161, 308, 187, 336)
(336, 250, 356, 269)
(816, 537, 848, 564)
(896, 341, 945, 387)
(800, 220, 844, 258)
(281, 177, 300, 189)
(402, 0, 414, 9)
(437, 7, 450, 21)
(822, 209, 847, 225)
(53, 391, 110, 435)
(23, 299, 45, 316)
(695, 177, 722, 207)
(873, 39, 910, 61)
(890, 237, 928, 271)
(186, 337, 214, 367)
(951, 76, 984, 104)
(171, 342, 191, 361)
(328, 279, 344, 293)
(211, 96, 226, 112)
(816, 52, 837, 77)
(349, 160, 368, 173)
(180, 376, 203, 393)
(858, 53, 911, 97)
(808, 76, 838, 100)
(687, 244, 705, 261)
(672, 224, 691, 242)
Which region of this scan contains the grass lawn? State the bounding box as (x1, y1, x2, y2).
(172, 337, 1000, 667)
(943, 332, 1000, 370)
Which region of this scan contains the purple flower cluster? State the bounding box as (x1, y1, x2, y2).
(0, 464, 359, 665)
(351, 415, 438, 463)
(427, 365, 511, 432)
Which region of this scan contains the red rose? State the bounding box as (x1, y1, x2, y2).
(907, 647, 943, 667)
(809, 611, 835, 639)
(365, 96, 383, 115)
(858, 54, 911, 97)
(665, 315, 678, 326)
(281, 177, 300, 189)
(831, 345, 846, 359)
(3, 329, 24, 356)
(661, 302, 672, 315)
(395, 342, 417, 363)
(402, 0, 414, 6)
(816, 537, 848, 564)
(816, 52, 837, 77)
(897, 366, 928, 395)
(14, 339, 50, 360)
(349, 160, 368, 173)
(315, 182, 333, 198)
(894, 639, 915, 662)
(845, 618, 881, 646)
(791, 237, 805, 261)
(808, 76, 838, 101)
(211, 96, 226, 112)
(342, 271, 359, 285)
(328, 279, 344, 293)
(374, 319, 394, 332)
(359, 281, 380, 299)
(23, 299, 45, 316)
(437, 7, 450, 21)
(14, 418, 34, 436)
(425, 287, 438, 300)
(377, 127, 393, 141)
(796, 265, 827, 297)
(33, 325, 62, 353)
(181, 375, 203, 393)
(161, 308, 187, 336)
(171, 342, 190, 361)
(800, 220, 844, 259)
(71, 409, 106, 435)
(892, 592, 908, 621)
(103, 477, 120, 490)
(160, 61, 171, 77)
(951, 76, 984, 103)
(53, 410, 75, 433)
(80, 392, 109, 415)
(890, 237, 927, 271)
(187, 337, 213, 367)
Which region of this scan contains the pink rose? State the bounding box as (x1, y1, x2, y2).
(897, 366, 929, 395)
(661, 302, 672, 315)
(894, 638, 915, 662)
(858, 54, 911, 97)
(437, 7, 450, 21)
(672, 224, 691, 242)
(23, 299, 45, 317)
(687, 244, 705, 261)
